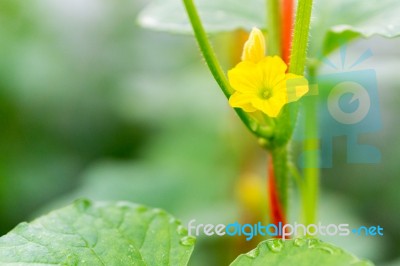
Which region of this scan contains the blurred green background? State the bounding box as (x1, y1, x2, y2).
(0, 0, 399, 265)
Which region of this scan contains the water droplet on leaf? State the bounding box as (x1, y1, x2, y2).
(153, 208, 165, 215)
(75, 199, 92, 211)
(267, 239, 283, 253)
(246, 248, 259, 258)
(179, 236, 196, 246)
(317, 245, 335, 254)
(135, 205, 148, 213)
(169, 217, 179, 225)
(294, 238, 306, 247)
(176, 225, 188, 236)
(307, 238, 320, 248)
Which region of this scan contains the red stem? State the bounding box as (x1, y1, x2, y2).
(268, 155, 287, 238)
(281, 0, 294, 65)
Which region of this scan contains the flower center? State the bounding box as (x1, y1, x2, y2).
(260, 88, 273, 100)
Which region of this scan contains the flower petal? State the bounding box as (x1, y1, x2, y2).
(229, 92, 257, 112)
(251, 98, 285, 117)
(259, 56, 287, 88)
(228, 61, 263, 93)
(261, 56, 287, 72)
(241, 28, 265, 63)
(266, 95, 287, 117)
(271, 83, 288, 103)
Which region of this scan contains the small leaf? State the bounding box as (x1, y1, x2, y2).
(0, 199, 195, 265)
(230, 238, 374, 266)
(137, 0, 265, 34)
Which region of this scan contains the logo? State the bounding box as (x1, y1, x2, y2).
(295, 46, 381, 168)
(187, 220, 384, 241)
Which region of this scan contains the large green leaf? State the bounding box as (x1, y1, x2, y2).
(0, 199, 195, 265)
(138, 0, 400, 56)
(230, 238, 374, 266)
(311, 0, 400, 55)
(137, 0, 264, 34)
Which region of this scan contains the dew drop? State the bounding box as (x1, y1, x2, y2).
(176, 225, 188, 236)
(153, 208, 165, 215)
(75, 199, 92, 211)
(179, 236, 196, 246)
(294, 238, 306, 247)
(246, 248, 259, 258)
(135, 205, 148, 213)
(267, 239, 283, 253)
(316, 245, 335, 254)
(169, 217, 179, 225)
(307, 238, 320, 248)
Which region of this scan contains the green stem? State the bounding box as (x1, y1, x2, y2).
(285, 0, 314, 225)
(289, 162, 303, 191)
(289, 162, 309, 230)
(182, 0, 269, 139)
(289, 0, 313, 75)
(182, 0, 230, 98)
(266, 0, 281, 56)
(302, 67, 319, 226)
(271, 146, 289, 214)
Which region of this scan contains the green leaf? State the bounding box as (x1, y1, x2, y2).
(312, 0, 400, 55)
(138, 0, 400, 58)
(0, 199, 195, 265)
(230, 238, 374, 266)
(137, 0, 265, 34)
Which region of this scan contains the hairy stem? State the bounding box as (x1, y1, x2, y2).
(289, 0, 313, 75)
(182, 0, 230, 98)
(303, 67, 319, 226)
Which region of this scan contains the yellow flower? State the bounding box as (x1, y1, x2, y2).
(228, 28, 309, 117)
